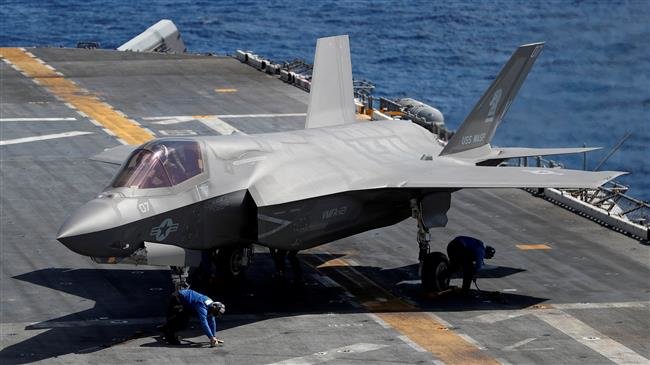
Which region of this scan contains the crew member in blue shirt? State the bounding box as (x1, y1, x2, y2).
(446, 236, 495, 293)
(161, 288, 225, 346)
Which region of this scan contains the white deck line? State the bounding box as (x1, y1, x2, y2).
(216, 113, 306, 118)
(536, 309, 648, 364)
(264, 343, 388, 365)
(0, 131, 93, 146)
(0, 117, 77, 122)
(198, 116, 241, 135)
(143, 113, 305, 121)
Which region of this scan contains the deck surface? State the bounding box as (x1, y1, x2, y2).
(1, 48, 648, 365)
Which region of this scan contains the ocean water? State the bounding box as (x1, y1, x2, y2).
(1, 0, 648, 199)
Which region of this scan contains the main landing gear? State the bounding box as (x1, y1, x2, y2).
(170, 245, 254, 291)
(214, 245, 254, 280)
(412, 199, 450, 292)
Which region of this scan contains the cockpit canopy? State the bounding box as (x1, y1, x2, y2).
(111, 140, 204, 189)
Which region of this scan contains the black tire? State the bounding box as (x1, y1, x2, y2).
(215, 246, 253, 280)
(421, 252, 450, 292)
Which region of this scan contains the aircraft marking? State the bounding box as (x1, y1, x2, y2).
(257, 214, 292, 239)
(321, 206, 348, 220)
(150, 218, 179, 241)
(137, 201, 151, 214)
(265, 343, 388, 365)
(484, 88, 503, 124)
(0, 131, 93, 146)
(0, 117, 77, 122)
(0, 48, 154, 145)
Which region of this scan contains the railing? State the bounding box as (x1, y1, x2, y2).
(507, 157, 649, 240)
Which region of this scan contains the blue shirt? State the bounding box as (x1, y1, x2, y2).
(454, 236, 486, 271)
(178, 289, 217, 339)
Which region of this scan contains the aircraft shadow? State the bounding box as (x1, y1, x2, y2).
(0, 253, 544, 364)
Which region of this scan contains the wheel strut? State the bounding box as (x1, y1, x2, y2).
(170, 265, 190, 290)
(411, 199, 431, 270)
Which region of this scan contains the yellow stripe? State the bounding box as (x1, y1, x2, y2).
(215, 88, 238, 93)
(0, 48, 154, 145)
(516, 244, 551, 250)
(309, 255, 498, 364)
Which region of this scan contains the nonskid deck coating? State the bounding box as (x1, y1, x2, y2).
(1, 48, 648, 364)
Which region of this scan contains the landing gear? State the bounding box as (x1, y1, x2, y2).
(412, 199, 450, 292)
(170, 266, 190, 290)
(421, 252, 450, 292)
(215, 245, 254, 280)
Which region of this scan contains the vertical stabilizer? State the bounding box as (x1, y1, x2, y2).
(440, 42, 544, 155)
(305, 35, 356, 129)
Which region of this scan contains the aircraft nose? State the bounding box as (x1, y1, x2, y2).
(57, 199, 124, 256)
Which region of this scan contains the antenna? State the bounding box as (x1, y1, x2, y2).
(593, 131, 631, 171)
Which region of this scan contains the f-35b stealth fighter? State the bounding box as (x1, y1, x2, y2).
(57, 35, 624, 290)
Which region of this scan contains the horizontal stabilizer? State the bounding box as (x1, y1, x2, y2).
(447, 146, 601, 165)
(90, 144, 137, 165)
(305, 35, 356, 129)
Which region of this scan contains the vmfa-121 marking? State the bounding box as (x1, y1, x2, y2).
(57, 36, 624, 286)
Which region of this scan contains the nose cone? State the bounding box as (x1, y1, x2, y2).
(57, 199, 124, 256)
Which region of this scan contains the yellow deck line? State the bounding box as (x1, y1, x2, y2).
(516, 244, 552, 250)
(0, 48, 154, 145)
(311, 255, 498, 364)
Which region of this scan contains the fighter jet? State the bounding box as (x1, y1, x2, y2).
(57, 35, 624, 290)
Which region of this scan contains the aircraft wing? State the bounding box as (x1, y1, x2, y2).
(248, 159, 625, 207)
(401, 164, 624, 188)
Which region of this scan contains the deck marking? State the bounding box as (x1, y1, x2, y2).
(307, 255, 499, 365)
(0, 131, 93, 146)
(265, 343, 387, 365)
(516, 244, 551, 250)
(195, 115, 241, 135)
(397, 335, 428, 352)
(144, 113, 306, 123)
(468, 301, 649, 324)
(159, 130, 197, 136)
(536, 309, 648, 364)
(310, 274, 342, 288)
(215, 88, 238, 93)
(503, 338, 536, 351)
(0, 117, 77, 122)
(216, 113, 306, 118)
(0, 48, 154, 145)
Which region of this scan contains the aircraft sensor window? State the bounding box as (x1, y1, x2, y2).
(111, 140, 204, 189)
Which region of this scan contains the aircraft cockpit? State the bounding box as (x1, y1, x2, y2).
(111, 140, 205, 189)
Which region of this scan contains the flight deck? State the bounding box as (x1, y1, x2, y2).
(1, 48, 648, 364)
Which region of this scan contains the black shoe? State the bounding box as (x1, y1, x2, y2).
(165, 333, 181, 345)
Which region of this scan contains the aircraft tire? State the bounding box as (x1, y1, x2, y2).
(216, 246, 253, 280)
(421, 252, 450, 292)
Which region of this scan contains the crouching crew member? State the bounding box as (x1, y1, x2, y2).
(446, 236, 495, 293)
(161, 288, 225, 346)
